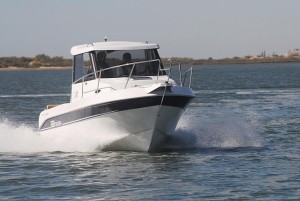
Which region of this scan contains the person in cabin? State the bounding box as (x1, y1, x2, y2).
(96, 51, 111, 78)
(120, 52, 136, 76)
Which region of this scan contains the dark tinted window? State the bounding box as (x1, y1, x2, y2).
(99, 49, 164, 77)
(73, 53, 95, 83)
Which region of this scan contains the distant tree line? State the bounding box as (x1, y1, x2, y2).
(1, 54, 300, 69)
(0, 54, 72, 68)
(162, 56, 300, 65)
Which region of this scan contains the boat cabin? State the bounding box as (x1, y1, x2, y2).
(71, 41, 165, 84)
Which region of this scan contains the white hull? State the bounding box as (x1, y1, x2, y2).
(39, 104, 185, 152)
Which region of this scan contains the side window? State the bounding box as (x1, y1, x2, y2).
(83, 53, 93, 75)
(73, 53, 95, 83)
(143, 49, 163, 76)
(73, 54, 84, 83)
(153, 49, 165, 75)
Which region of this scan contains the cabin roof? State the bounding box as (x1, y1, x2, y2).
(70, 41, 159, 55)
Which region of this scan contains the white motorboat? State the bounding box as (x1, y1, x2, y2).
(38, 41, 194, 152)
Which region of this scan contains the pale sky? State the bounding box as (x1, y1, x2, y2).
(1, 0, 299, 59)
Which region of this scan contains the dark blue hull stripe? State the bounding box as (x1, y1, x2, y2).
(39, 95, 193, 131)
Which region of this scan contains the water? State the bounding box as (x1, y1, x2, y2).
(0, 63, 299, 200)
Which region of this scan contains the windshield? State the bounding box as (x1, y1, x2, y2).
(94, 49, 164, 78)
(73, 49, 164, 82)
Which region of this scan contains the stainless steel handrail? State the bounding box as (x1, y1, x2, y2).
(75, 59, 168, 95)
(74, 58, 193, 98)
(73, 59, 161, 84)
(168, 59, 193, 88)
(98, 59, 164, 90)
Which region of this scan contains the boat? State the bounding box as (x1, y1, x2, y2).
(38, 41, 194, 152)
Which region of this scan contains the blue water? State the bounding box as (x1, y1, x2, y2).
(0, 63, 299, 200)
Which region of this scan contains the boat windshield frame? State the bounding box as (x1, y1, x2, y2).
(72, 49, 165, 83)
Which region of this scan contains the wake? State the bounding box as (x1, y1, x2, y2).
(164, 110, 263, 150)
(0, 119, 127, 153)
(0, 109, 263, 153)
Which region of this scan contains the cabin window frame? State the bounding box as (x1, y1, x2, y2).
(72, 53, 96, 83)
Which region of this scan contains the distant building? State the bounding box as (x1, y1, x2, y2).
(286, 49, 300, 57)
(248, 55, 264, 60)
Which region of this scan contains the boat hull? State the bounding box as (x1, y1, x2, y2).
(39, 85, 194, 152)
(39, 104, 186, 152)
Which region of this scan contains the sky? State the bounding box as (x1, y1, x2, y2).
(0, 0, 299, 59)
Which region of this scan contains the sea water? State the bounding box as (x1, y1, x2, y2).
(0, 63, 299, 200)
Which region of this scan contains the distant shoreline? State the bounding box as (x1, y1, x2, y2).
(193, 59, 300, 65)
(0, 66, 72, 71)
(1, 59, 300, 72)
(2, 53, 300, 71)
